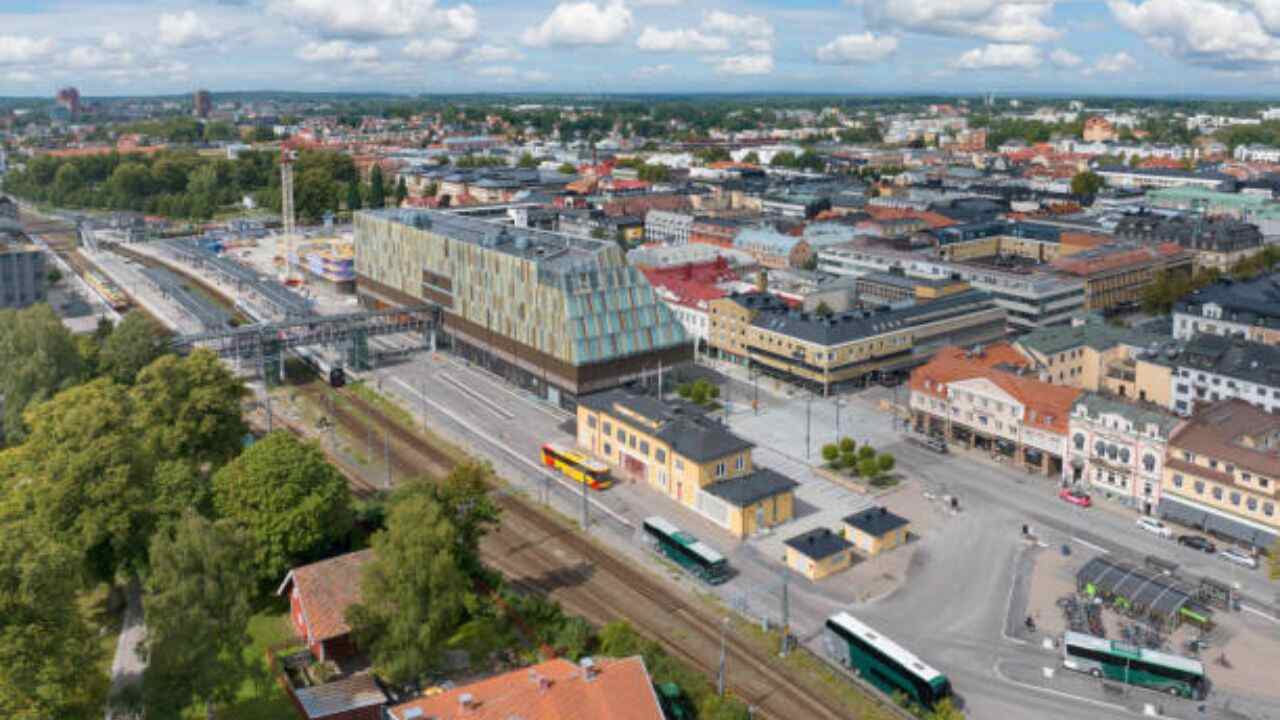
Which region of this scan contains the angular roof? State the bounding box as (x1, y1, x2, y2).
(1177, 333, 1280, 389)
(580, 390, 754, 463)
(843, 506, 910, 537)
(1015, 314, 1168, 356)
(277, 549, 373, 643)
(293, 673, 387, 720)
(386, 656, 663, 720)
(702, 467, 799, 507)
(1072, 393, 1180, 436)
(748, 289, 996, 347)
(1169, 399, 1280, 480)
(784, 527, 853, 560)
(1175, 274, 1280, 329)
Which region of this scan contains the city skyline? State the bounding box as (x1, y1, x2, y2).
(7, 0, 1280, 97)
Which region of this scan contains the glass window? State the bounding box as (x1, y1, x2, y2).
(655, 449, 666, 463)
(715, 462, 726, 478)
(1120, 448, 1130, 464)
(1144, 454, 1156, 472)
(616, 428, 625, 441)
(1194, 480, 1205, 494)
(1213, 487, 1224, 500)
(1230, 492, 1241, 506)
(735, 455, 744, 471)
(639, 440, 649, 455)
(1074, 434, 1085, 451)
(675, 459, 683, 471)
(603, 442, 612, 455)
(1265, 502, 1275, 517)
(1173, 474, 1183, 487)
(1261, 477, 1271, 488)
(603, 421, 611, 434)
(1095, 440, 1106, 456)
(587, 415, 597, 428)
(1247, 497, 1258, 511)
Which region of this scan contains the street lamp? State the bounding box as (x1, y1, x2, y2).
(717, 616, 730, 696)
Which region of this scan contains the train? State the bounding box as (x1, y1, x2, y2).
(293, 345, 346, 388)
(83, 269, 130, 312)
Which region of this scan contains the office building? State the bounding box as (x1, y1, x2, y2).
(0, 225, 46, 309)
(55, 86, 80, 119)
(1049, 242, 1195, 313)
(193, 89, 212, 118)
(354, 210, 692, 406)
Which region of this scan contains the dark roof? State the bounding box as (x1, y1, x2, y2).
(1178, 333, 1280, 388)
(843, 506, 910, 536)
(1175, 274, 1280, 329)
(581, 389, 753, 463)
(1076, 556, 1194, 620)
(293, 673, 387, 720)
(749, 289, 995, 346)
(1115, 214, 1262, 253)
(702, 467, 798, 507)
(783, 527, 852, 560)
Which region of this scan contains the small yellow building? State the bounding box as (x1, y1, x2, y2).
(577, 390, 798, 537)
(784, 528, 854, 581)
(842, 506, 911, 557)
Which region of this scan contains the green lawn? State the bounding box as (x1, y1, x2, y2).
(210, 608, 301, 720)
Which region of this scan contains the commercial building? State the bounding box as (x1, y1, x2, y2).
(1095, 166, 1232, 191)
(55, 86, 80, 119)
(1170, 333, 1280, 416)
(577, 391, 798, 537)
(1065, 393, 1180, 515)
(354, 210, 693, 406)
(853, 272, 970, 306)
(192, 89, 212, 118)
(644, 209, 693, 245)
(0, 231, 46, 310)
(1114, 215, 1263, 273)
(842, 506, 911, 557)
(784, 527, 854, 581)
(1160, 400, 1280, 551)
(708, 288, 1005, 393)
(1172, 275, 1280, 345)
(1013, 314, 1170, 399)
(1049, 242, 1195, 313)
(910, 343, 1082, 477)
(638, 258, 737, 354)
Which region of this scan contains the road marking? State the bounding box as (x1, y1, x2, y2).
(1241, 604, 1280, 624)
(1071, 536, 1110, 555)
(1001, 549, 1031, 647)
(443, 355, 573, 422)
(391, 376, 632, 528)
(438, 372, 515, 420)
(991, 659, 1133, 715)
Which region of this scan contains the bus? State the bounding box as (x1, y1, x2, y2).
(642, 516, 731, 585)
(1061, 631, 1206, 699)
(823, 612, 952, 711)
(540, 442, 611, 490)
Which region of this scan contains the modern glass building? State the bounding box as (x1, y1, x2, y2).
(355, 209, 693, 406)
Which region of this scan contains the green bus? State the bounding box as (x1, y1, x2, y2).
(642, 516, 730, 585)
(823, 612, 952, 710)
(1062, 631, 1206, 699)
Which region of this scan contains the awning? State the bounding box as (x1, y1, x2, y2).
(1076, 556, 1196, 621)
(1160, 497, 1278, 549)
(1157, 498, 1208, 529)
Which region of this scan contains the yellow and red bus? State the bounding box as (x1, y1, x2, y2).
(541, 442, 612, 490)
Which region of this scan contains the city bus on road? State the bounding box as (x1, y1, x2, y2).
(540, 442, 611, 490)
(823, 612, 952, 711)
(1062, 631, 1206, 699)
(641, 516, 730, 585)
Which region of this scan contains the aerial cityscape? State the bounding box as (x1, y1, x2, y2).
(5, 2, 1280, 720)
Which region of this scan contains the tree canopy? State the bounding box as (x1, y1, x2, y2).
(0, 304, 87, 444)
(98, 311, 168, 385)
(1070, 171, 1104, 197)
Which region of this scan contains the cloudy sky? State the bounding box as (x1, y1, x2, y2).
(4, 0, 1280, 97)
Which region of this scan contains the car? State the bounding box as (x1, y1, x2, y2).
(1218, 548, 1259, 569)
(1058, 488, 1092, 507)
(1177, 534, 1216, 553)
(1136, 517, 1173, 538)
(924, 437, 948, 454)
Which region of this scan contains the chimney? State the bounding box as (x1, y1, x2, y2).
(459, 692, 478, 710)
(580, 656, 599, 680)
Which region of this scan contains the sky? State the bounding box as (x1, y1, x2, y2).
(5, 0, 1280, 97)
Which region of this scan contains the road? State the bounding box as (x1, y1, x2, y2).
(105, 578, 145, 720)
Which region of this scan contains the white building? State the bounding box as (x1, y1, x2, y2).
(1233, 144, 1280, 163)
(644, 210, 694, 245)
(1170, 334, 1280, 417)
(1065, 393, 1179, 515)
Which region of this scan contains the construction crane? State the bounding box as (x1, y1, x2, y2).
(278, 142, 304, 286)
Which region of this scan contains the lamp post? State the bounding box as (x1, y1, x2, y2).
(717, 616, 730, 696)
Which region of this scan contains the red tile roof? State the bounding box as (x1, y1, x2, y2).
(639, 258, 737, 307)
(386, 656, 664, 720)
(1051, 242, 1189, 277)
(910, 344, 1081, 434)
(280, 550, 373, 643)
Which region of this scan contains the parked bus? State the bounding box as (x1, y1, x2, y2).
(824, 612, 952, 711)
(1061, 631, 1206, 699)
(642, 516, 730, 584)
(540, 442, 611, 490)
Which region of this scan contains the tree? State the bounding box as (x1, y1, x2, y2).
(0, 517, 105, 720)
(517, 152, 539, 169)
(0, 304, 87, 444)
(925, 697, 965, 720)
(141, 513, 253, 718)
(346, 181, 362, 212)
(212, 431, 352, 585)
(296, 167, 339, 223)
(821, 443, 839, 466)
(394, 176, 408, 207)
(18, 378, 153, 581)
(98, 311, 168, 385)
(368, 164, 386, 209)
(858, 445, 876, 462)
(858, 456, 880, 479)
(814, 301, 833, 317)
(558, 162, 577, 175)
(1070, 171, 1104, 196)
(877, 452, 896, 475)
(742, 151, 760, 165)
(838, 437, 856, 454)
(401, 463, 500, 579)
(130, 349, 247, 469)
(1270, 537, 1280, 581)
(345, 491, 473, 685)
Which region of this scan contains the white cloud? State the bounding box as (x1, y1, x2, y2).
(296, 40, 379, 63)
(158, 10, 223, 48)
(101, 32, 127, 52)
(403, 38, 465, 61)
(1108, 0, 1280, 68)
(713, 53, 774, 75)
(268, 0, 477, 40)
(1089, 50, 1139, 74)
(632, 0, 682, 6)
(6, 70, 37, 83)
(952, 43, 1042, 70)
(464, 44, 524, 63)
(521, 1, 633, 47)
(703, 10, 775, 52)
(1049, 48, 1083, 68)
(816, 32, 898, 64)
(524, 69, 552, 82)
(863, 0, 1059, 43)
(474, 65, 551, 82)
(633, 63, 673, 78)
(636, 27, 729, 52)
(66, 45, 113, 69)
(0, 35, 55, 65)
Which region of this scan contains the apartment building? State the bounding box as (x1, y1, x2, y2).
(910, 343, 1082, 477)
(354, 210, 692, 407)
(1172, 275, 1280, 345)
(1013, 314, 1171, 401)
(1095, 166, 1232, 191)
(1170, 334, 1280, 416)
(1065, 393, 1180, 515)
(708, 289, 1005, 393)
(1114, 215, 1263, 273)
(1050, 242, 1195, 313)
(577, 391, 798, 537)
(0, 235, 46, 310)
(1160, 400, 1280, 551)
(644, 209, 694, 245)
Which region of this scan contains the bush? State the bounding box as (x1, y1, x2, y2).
(821, 444, 839, 466)
(858, 457, 880, 479)
(677, 382, 693, 399)
(857, 445, 876, 462)
(838, 437, 855, 454)
(839, 450, 856, 470)
(877, 453, 895, 475)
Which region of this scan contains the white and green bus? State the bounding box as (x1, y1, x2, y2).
(823, 612, 952, 710)
(1062, 631, 1206, 699)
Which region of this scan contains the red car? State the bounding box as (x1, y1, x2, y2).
(1059, 488, 1092, 508)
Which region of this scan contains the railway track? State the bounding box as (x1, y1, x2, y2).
(288, 376, 895, 720)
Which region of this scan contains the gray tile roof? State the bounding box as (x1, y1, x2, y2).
(843, 506, 910, 537)
(749, 288, 995, 346)
(1016, 314, 1168, 356)
(702, 467, 798, 507)
(1072, 392, 1180, 434)
(293, 673, 387, 719)
(1175, 274, 1280, 329)
(1178, 333, 1280, 388)
(783, 527, 852, 560)
(580, 389, 753, 463)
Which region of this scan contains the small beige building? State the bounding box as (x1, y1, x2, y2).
(784, 527, 854, 581)
(842, 506, 911, 557)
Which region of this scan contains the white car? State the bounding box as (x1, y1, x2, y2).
(1218, 548, 1259, 569)
(1135, 517, 1173, 539)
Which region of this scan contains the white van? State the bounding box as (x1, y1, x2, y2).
(1136, 517, 1172, 539)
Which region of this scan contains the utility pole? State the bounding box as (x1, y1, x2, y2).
(805, 395, 812, 459)
(780, 571, 790, 657)
(834, 395, 840, 439)
(265, 392, 273, 433)
(384, 430, 391, 489)
(717, 617, 729, 696)
(581, 474, 589, 531)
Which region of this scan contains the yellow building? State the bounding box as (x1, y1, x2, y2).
(783, 528, 854, 581)
(577, 390, 797, 537)
(842, 506, 911, 557)
(1160, 399, 1280, 550)
(1013, 314, 1171, 403)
